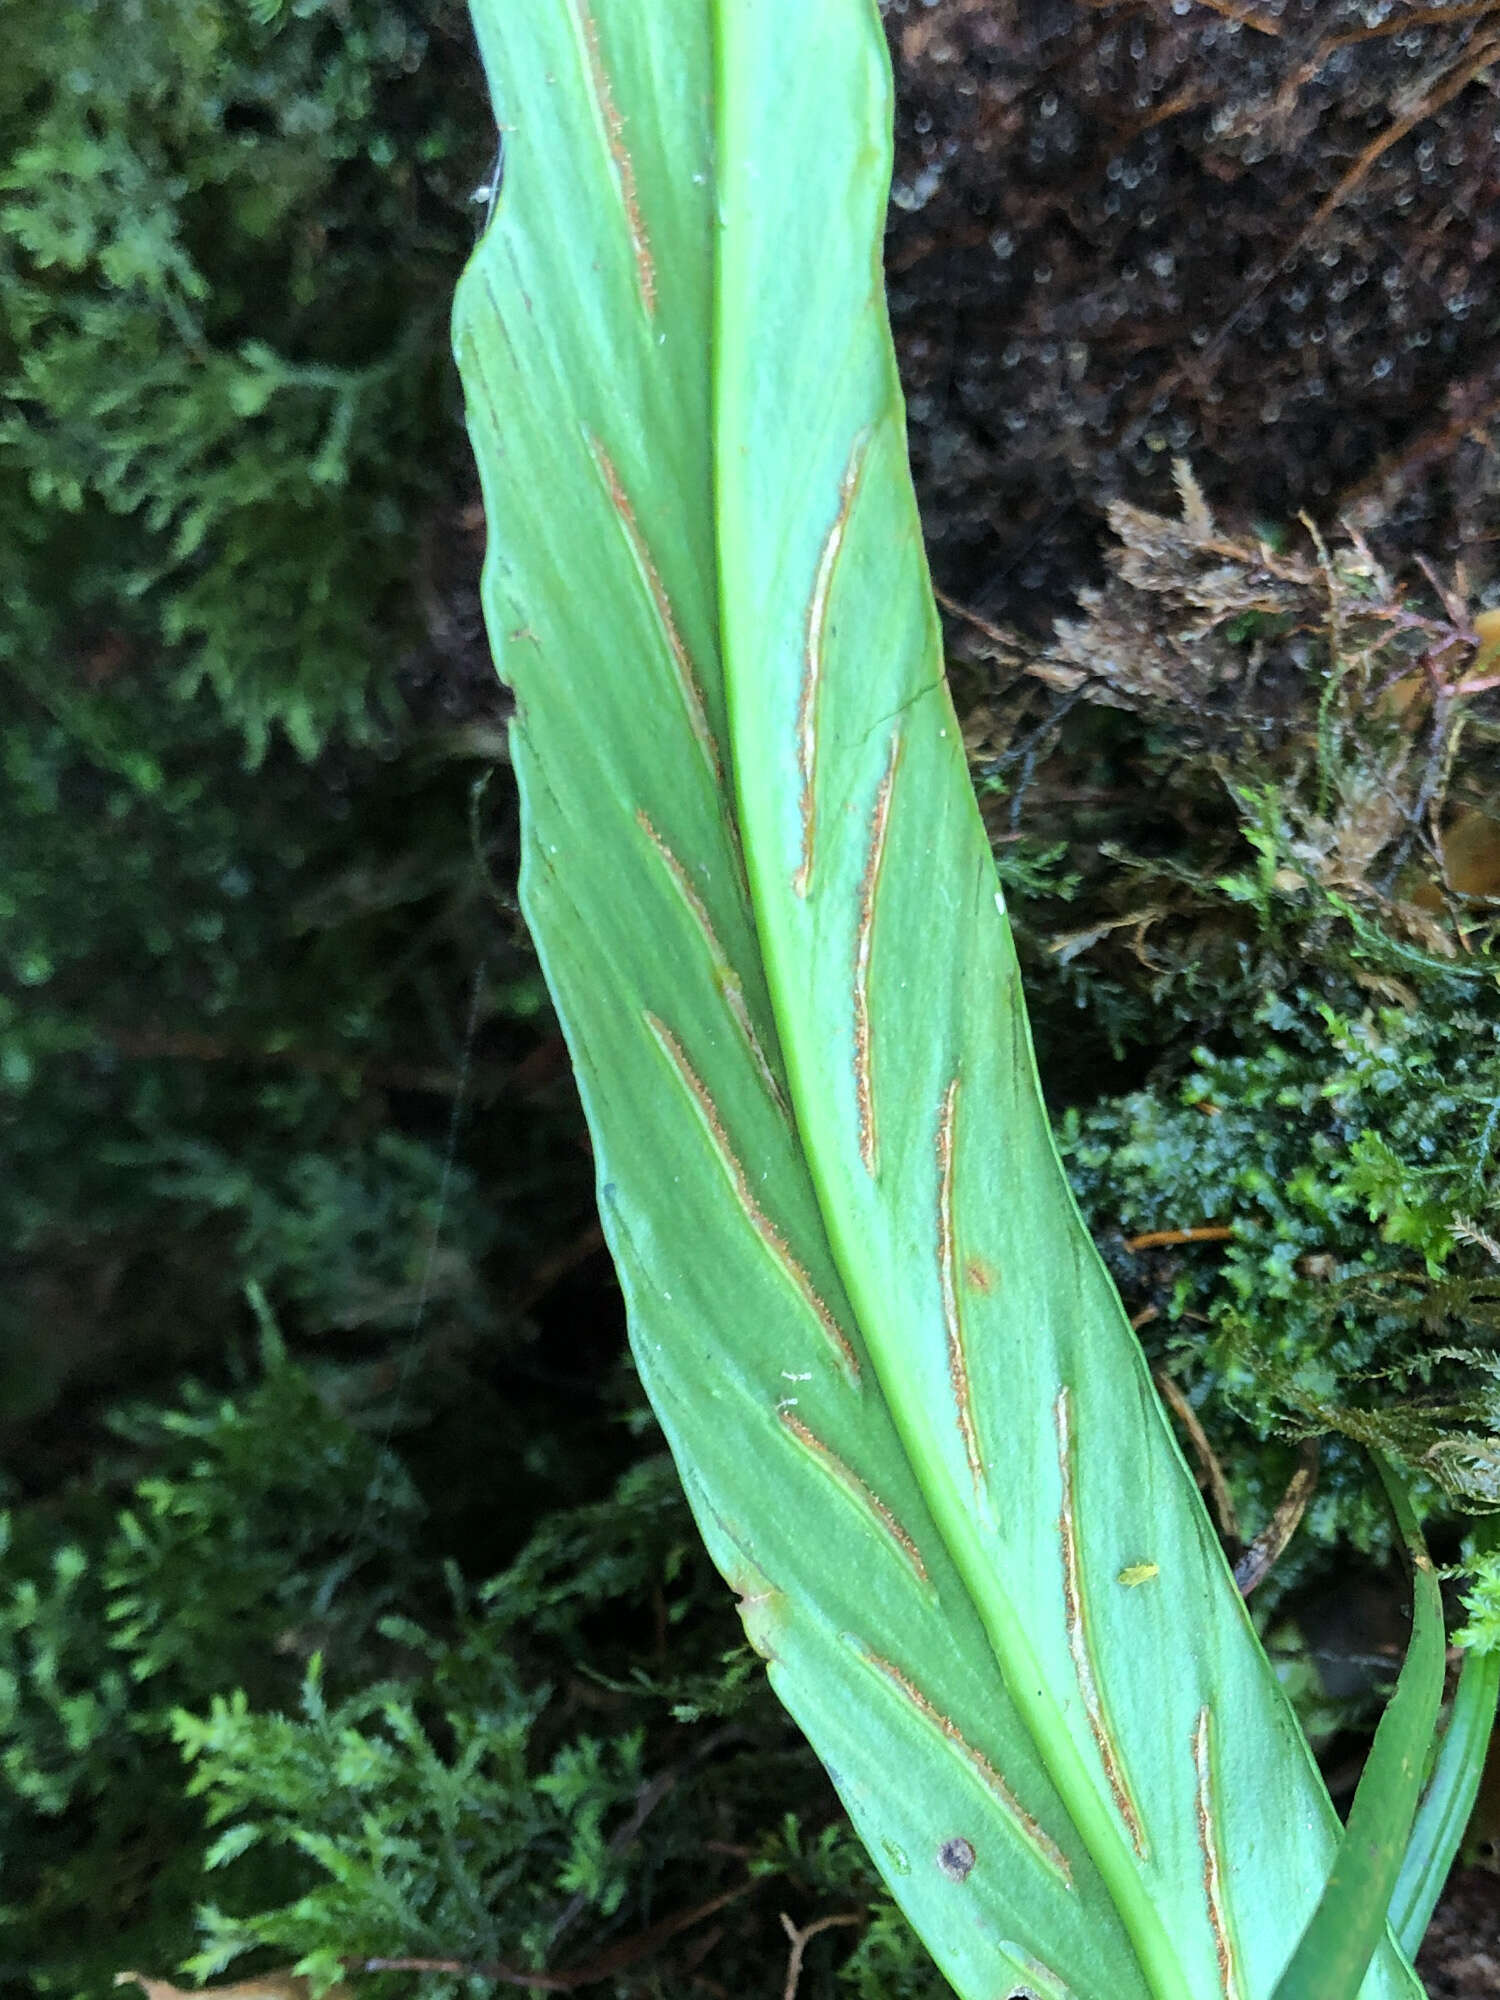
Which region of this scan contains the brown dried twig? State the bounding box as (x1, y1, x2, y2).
(1233, 1440, 1321, 1596)
(1076, 0, 1281, 36)
(508, 1220, 608, 1321)
(1173, 0, 1281, 35)
(1126, 1225, 1236, 1251)
(352, 1881, 756, 1992)
(103, 1027, 507, 1101)
(1137, 24, 1500, 419)
(934, 587, 1026, 665)
(1303, 29, 1500, 239)
(1155, 1370, 1242, 1545)
(779, 1913, 864, 2000)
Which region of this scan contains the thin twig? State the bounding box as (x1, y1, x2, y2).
(933, 587, 1026, 661)
(1155, 1370, 1242, 1543)
(779, 1913, 864, 2000)
(103, 1027, 508, 1100)
(1003, 687, 1091, 831)
(545, 1725, 751, 1949)
(545, 1764, 678, 1948)
(1125, 1225, 1235, 1250)
(510, 1220, 608, 1322)
(1304, 31, 1500, 239)
(1323, 0, 1500, 43)
(1137, 26, 1500, 421)
(355, 1959, 568, 1991)
(1234, 1440, 1320, 1595)
(1076, 0, 1280, 34)
(1374, 683, 1464, 896)
(1173, 0, 1281, 35)
(354, 1881, 755, 1992)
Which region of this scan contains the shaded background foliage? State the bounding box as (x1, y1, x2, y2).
(2, 0, 1499, 1996)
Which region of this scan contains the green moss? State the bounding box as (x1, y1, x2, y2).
(3, 1336, 907, 2000)
(1063, 981, 1500, 1493)
(1, 0, 487, 755)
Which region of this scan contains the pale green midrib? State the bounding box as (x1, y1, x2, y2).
(706, 7, 1192, 2000)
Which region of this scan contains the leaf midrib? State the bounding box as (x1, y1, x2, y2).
(706, 8, 1193, 1998)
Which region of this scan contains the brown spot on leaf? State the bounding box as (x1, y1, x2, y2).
(861, 1651, 1071, 1881)
(937, 1836, 976, 1882)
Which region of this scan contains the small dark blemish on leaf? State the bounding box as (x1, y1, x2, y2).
(937, 1835, 975, 1881)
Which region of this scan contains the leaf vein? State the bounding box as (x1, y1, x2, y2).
(854, 727, 901, 1175)
(1056, 1386, 1147, 1858)
(637, 810, 788, 1115)
(936, 1076, 985, 1493)
(777, 1408, 930, 1584)
(794, 428, 870, 897)
(589, 435, 719, 779)
(645, 1012, 860, 1382)
(1193, 1706, 1242, 2000)
(859, 1649, 1073, 1884)
(574, 0, 656, 315)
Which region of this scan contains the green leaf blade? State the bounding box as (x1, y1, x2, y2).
(1273, 1459, 1447, 2000)
(711, 9, 1425, 1998)
(1391, 1608, 1500, 1956)
(454, 4, 1428, 1996)
(455, 10, 1146, 1991)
